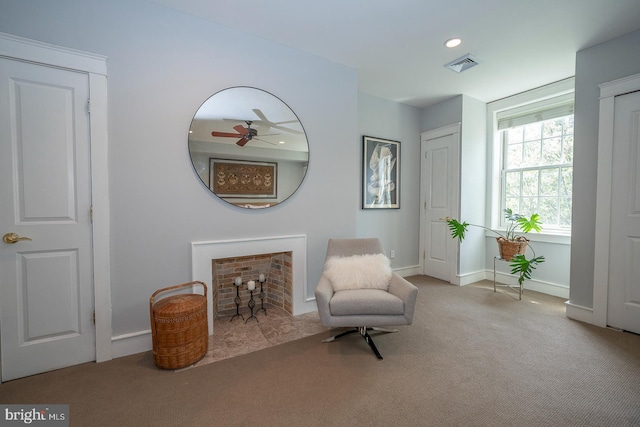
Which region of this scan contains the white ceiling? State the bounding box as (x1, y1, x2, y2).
(147, 0, 640, 108)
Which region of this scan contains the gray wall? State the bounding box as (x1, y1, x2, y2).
(357, 93, 422, 270)
(421, 96, 463, 132)
(459, 95, 487, 276)
(0, 0, 361, 336)
(570, 29, 640, 308)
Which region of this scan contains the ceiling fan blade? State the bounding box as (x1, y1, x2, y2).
(211, 131, 243, 138)
(233, 124, 249, 135)
(252, 108, 269, 122)
(236, 136, 250, 147)
(252, 108, 302, 134)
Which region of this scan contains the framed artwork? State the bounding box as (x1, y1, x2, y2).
(209, 158, 277, 198)
(362, 135, 400, 209)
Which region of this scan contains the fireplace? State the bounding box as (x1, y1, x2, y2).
(213, 251, 293, 317)
(191, 235, 316, 334)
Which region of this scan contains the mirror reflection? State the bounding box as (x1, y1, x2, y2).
(188, 87, 309, 208)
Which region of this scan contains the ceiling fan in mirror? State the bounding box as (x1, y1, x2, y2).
(212, 108, 304, 147)
(250, 108, 302, 134)
(211, 120, 277, 147)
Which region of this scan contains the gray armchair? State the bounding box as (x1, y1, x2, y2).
(315, 238, 418, 359)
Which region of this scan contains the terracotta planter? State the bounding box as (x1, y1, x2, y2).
(496, 237, 528, 261)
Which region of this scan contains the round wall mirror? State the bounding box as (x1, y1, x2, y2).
(188, 87, 309, 208)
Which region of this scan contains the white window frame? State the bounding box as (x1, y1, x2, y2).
(487, 78, 574, 244)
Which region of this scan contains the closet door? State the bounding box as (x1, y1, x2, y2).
(607, 90, 640, 334)
(420, 125, 460, 283)
(0, 58, 95, 381)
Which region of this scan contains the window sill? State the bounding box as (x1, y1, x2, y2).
(484, 230, 571, 245)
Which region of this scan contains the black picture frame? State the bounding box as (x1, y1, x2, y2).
(362, 135, 400, 209)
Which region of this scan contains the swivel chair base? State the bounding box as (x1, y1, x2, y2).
(322, 326, 398, 359)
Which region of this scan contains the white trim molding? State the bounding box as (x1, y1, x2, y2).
(394, 265, 422, 278)
(111, 331, 152, 359)
(459, 271, 486, 287)
(565, 301, 593, 325)
(0, 32, 107, 74)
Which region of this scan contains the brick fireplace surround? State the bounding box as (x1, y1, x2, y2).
(213, 252, 293, 316)
(191, 235, 316, 334)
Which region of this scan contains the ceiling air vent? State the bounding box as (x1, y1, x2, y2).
(444, 53, 483, 73)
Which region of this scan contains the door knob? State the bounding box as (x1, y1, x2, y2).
(2, 233, 32, 244)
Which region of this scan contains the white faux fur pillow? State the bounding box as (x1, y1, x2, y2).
(323, 253, 392, 291)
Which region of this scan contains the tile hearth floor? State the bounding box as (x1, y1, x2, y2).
(192, 306, 327, 368)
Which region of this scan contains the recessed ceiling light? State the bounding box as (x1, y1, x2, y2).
(444, 38, 462, 48)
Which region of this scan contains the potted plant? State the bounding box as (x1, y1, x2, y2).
(443, 209, 545, 286)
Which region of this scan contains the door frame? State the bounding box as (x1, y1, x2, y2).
(0, 32, 112, 369)
(592, 72, 640, 328)
(419, 123, 461, 283)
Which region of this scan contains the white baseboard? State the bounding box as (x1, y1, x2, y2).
(111, 330, 152, 359)
(459, 270, 486, 286)
(394, 265, 421, 277)
(527, 281, 570, 299)
(565, 301, 594, 324)
(489, 270, 569, 299)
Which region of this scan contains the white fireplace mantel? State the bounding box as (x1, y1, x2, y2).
(191, 234, 315, 334)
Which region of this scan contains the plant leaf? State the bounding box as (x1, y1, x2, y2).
(504, 208, 516, 221)
(517, 213, 543, 234)
(510, 254, 545, 285)
(446, 219, 468, 241)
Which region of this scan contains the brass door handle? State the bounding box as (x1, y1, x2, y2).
(2, 233, 32, 244)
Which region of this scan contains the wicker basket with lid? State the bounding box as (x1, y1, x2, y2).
(150, 281, 208, 369)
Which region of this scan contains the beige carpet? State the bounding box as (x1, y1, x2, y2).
(1, 276, 639, 427)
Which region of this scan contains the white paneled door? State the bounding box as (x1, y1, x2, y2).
(0, 58, 95, 381)
(420, 126, 459, 283)
(608, 90, 640, 334)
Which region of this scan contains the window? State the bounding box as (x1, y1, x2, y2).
(489, 79, 574, 234)
(502, 115, 573, 229)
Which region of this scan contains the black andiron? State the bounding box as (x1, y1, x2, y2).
(257, 274, 267, 315)
(230, 275, 267, 323)
(245, 280, 258, 323)
(231, 276, 245, 322)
